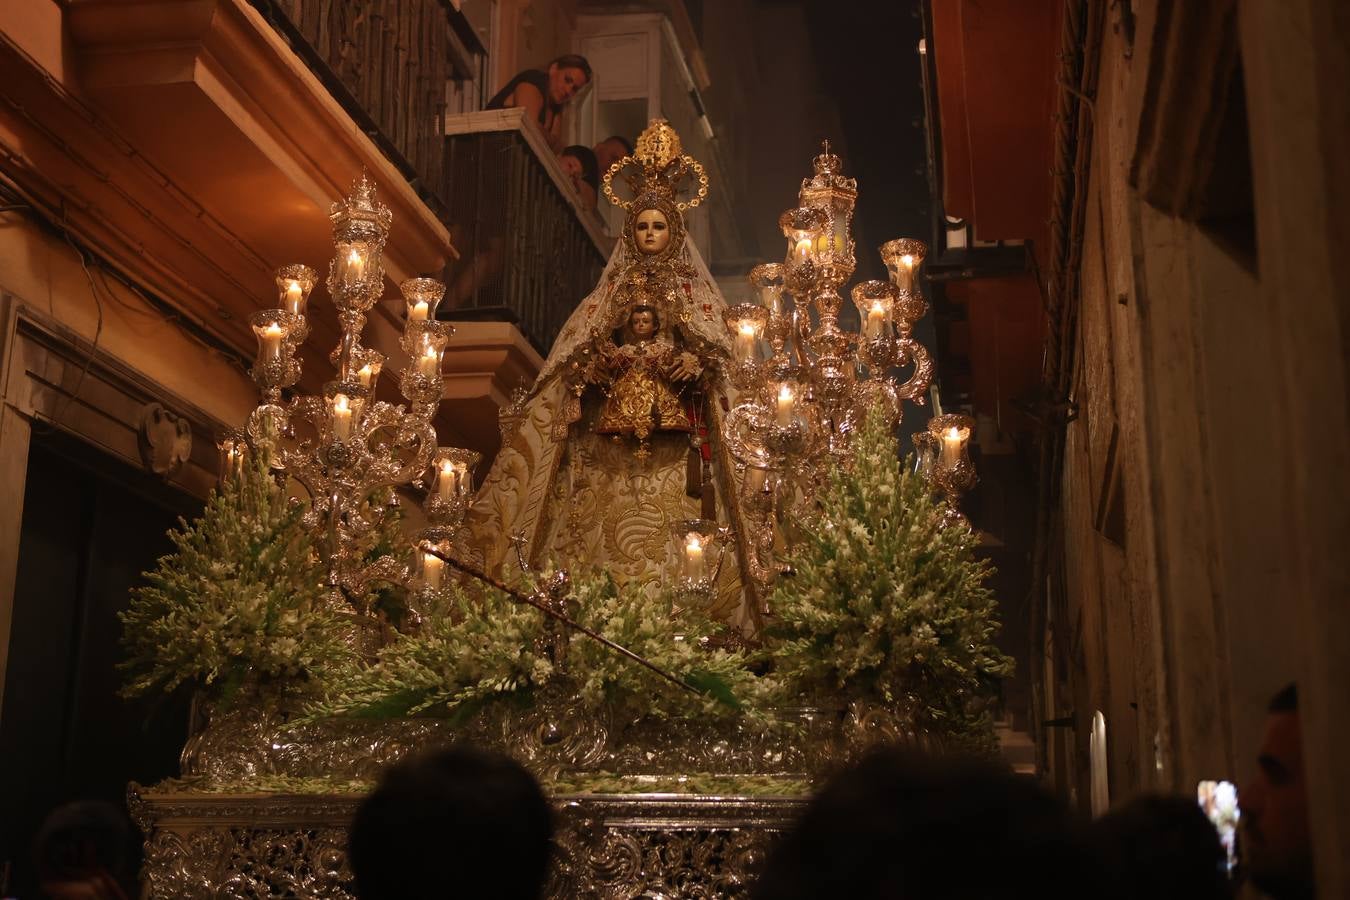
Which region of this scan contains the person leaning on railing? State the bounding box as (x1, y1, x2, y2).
(486, 54, 593, 154)
(560, 144, 600, 211)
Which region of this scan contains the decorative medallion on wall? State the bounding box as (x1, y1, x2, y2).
(137, 402, 193, 477)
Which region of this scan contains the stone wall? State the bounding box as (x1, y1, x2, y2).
(1044, 0, 1350, 891)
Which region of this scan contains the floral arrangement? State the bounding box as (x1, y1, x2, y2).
(118, 454, 356, 705)
(311, 571, 773, 723)
(120, 410, 1008, 752)
(766, 407, 1013, 748)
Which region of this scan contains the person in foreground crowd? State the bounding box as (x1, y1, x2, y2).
(751, 748, 1094, 899)
(348, 746, 552, 900)
(1242, 683, 1315, 900)
(486, 54, 592, 153)
(1087, 793, 1231, 900)
(32, 800, 134, 900)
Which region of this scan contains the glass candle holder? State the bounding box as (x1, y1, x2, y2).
(724, 306, 768, 365)
(276, 264, 318, 319)
(336, 240, 370, 288)
(779, 206, 827, 270)
(401, 276, 446, 324)
(668, 519, 729, 599)
(880, 238, 927, 294)
(852, 280, 897, 340)
(425, 446, 481, 526)
(749, 263, 786, 317)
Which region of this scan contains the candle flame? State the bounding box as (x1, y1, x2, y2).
(264, 322, 285, 337)
(738, 321, 757, 336)
(778, 384, 794, 403)
(358, 364, 374, 380)
(286, 280, 302, 295)
(334, 393, 351, 414)
(870, 299, 887, 315)
(422, 345, 439, 360)
(347, 248, 363, 265)
(440, 459, 455, 477)
(686, 533, 703, 552)
(945, 426, 961, 442)
(901, 254, 915, 268)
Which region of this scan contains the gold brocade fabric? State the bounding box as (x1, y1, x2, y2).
(595, 342, 692, 440)
(534, 401, 743, 620)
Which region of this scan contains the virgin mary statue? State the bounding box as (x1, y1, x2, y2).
(463, 120, 757, 629)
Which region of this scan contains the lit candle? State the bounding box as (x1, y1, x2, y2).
(735, 321, 757, 361)
(940, 425, 963, 469)
(332, 393, 353, 440)
(436, 459, 456, 502)
(685, 532, 706, 580)
(357, 363, 375, 388)
(416, 344, 441, 378)
(343, 247, 366, 284)
(408, 300, 430, 322)
(259, 322, 286, 363)
(866, 300, 887, 339)
(793, 237, 813, 264)
(422, 551, 443, 589)
(283, 280, 304, 316)
(897, 254, 915, 292)
(775, 383, 795, 427)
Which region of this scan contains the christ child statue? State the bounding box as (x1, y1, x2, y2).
(593, 303, 702, 453)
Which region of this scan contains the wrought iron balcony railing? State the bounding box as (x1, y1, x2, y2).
(252, 0, 486, 210)
(442, 109, 613, 354)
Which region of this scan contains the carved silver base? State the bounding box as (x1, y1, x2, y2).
(128, 786, 805, 899)
(180, 688, 935, 784)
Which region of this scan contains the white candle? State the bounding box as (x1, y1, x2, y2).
(409, 300, 430, 322)
(416, 345, 441, 378)
(332, 393, 353, 440)
(422, 551, 443, 589)
(685, 532, 706, 580)
(260, 322, 285, 362)
(343, 248, 366, 284)
(436, 460, 456, 502)
(735, 321, 757, 361)
(896, 254, 915, 292)
(866, 300, 887, 339)
(283, 280, 304, 316)
(775, 384, 795, 427)
(793, 237, 813, 264)
(357, 363, 375, 388)
(940, 425, 963, 469)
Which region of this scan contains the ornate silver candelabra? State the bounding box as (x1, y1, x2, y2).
(230, 175, 477, 623)
(722, 144, 961, 603)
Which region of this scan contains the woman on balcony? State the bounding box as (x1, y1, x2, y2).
(486, 54, 593, 153)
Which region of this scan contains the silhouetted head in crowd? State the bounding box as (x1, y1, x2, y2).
(349, 746, 552, 900)
(752, 748, 1094, 900)
(593, 135, 635, 177)
(1242, 683, 1314, 899)
(1088, 794, 1231, 900)
(33, 800, 134, 900)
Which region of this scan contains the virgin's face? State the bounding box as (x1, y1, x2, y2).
(635, 208, 671, 254)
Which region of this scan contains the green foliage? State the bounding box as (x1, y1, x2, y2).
(118, 457, 356, 704)
(767, 407, 1013, 747)
(314, 572, 778, 722)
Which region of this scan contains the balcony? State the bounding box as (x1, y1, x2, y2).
(442, 107, 613, 356)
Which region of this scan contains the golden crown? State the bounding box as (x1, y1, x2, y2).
(602, 119, 710, 211)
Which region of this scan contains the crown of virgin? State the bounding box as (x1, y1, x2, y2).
(602, 119, 711, 211)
